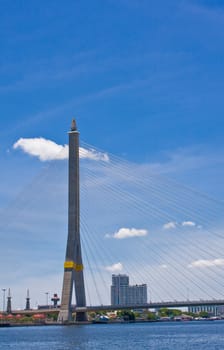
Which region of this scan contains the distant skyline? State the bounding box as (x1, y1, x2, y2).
(0, 0, 224, 309)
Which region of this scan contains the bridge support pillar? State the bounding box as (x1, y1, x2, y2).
(58, 120, 87, 323)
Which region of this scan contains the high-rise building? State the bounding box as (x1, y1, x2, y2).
(111, 274, 147, 306)
(111, 274, 129, 305)
(127, 284, 147, 305)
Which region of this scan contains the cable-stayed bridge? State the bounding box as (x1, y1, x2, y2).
(1, 122, 224, 320)
(11, 299, 224, 317)
(79, 141, 224, 309)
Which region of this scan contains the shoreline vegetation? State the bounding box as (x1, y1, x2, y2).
(0, 318, 223, 328)
(0, 308, 223, 327)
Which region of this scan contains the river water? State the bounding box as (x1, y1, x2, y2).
(0, 321, 224, 350)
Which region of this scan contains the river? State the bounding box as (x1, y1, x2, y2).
(0, 321, 224, 349)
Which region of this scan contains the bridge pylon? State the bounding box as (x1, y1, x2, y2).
(58, 120, 87, 323)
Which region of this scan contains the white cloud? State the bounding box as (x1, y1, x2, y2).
(163, 221, 198, 230)
(105, 262, 123, 272)
(79, 147, 109, 162)
(182, 221, 196, 227)
(161, 264, 168, 269)
(13, 137, 68, 161)
(189, 259, 224, 268)
(163, 222, 177, 230)
(112, 227, 148, 239)
(13, 137, 109, 162)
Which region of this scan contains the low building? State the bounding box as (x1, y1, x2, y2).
(188, 305, 224, 316)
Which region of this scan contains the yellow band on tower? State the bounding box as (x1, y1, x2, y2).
(74, 264, 83, 271)
(64, 261, 84, 271)
(64, 261, 75, 269)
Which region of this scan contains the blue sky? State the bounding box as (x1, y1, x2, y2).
(1, 0, 224, 309)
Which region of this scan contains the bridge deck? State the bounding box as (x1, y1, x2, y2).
(11, 299, 224, 315)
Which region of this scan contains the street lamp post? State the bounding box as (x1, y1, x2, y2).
(2, 289, 6, 313)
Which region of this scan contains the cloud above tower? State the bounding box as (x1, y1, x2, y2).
(105, 262, 123, 272)
(188, 258, 224, 268)
(162, 220, 197, 230)
(163, 221, 177, 230)
(105, 227, 148, 239)
(13, 137, 109, 162)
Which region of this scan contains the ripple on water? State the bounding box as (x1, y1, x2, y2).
(1, 321, 224, 350)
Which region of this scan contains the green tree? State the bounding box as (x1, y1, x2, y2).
(118, 310, 135, 321)
(47, 311, 58, 321)
(158, 308, 182, 318)
(199, 311, 209, 318)
(147, 312, 157, 321)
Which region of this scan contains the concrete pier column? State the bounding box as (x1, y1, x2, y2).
(58, 120, 87, 323)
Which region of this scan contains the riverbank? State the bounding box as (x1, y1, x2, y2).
(0, 317, 223, 327)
